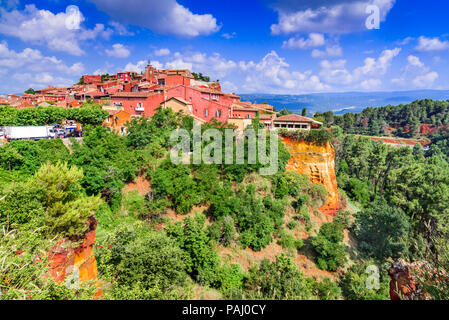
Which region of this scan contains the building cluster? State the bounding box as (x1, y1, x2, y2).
(0, 63, 322, 134)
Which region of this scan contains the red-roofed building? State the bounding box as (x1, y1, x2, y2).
(273, 114, 322, 130)
(83, 75, 102, 85)
(110, 92, 164, 117)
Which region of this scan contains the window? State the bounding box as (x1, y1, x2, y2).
(216, 110, 222, 117)
(205, 109, 209, 117)
(247, 114, 251, 119)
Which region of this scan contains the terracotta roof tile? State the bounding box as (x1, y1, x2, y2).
(274, 114, 317, 123)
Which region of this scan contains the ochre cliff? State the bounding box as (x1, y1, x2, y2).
(282, 137, 339, 215)
(48, 215, 103, 297)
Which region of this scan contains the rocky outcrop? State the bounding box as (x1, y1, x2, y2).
(388, 259, 449, 300)
(388, 259, 427, 300)
(48, 215, 103, 297)
(282, 137, 339, 215)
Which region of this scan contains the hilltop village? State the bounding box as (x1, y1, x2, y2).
(2, 65, 449, 302)
(0, 64, 322, 133)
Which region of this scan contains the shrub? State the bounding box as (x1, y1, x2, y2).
(340, 261, 390, 300)
(312, 222, 347, 271)
(245, 254, 317, 299)
(314, 278, 342, 300)
(295, 239, 304, 251)
(277, 229, 296, 249)
(287, 220, 297, 230)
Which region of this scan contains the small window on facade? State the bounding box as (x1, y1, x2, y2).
(216, 110, 222, 117)
(247, 114, 251, 119)
(205, 109, 208, 117)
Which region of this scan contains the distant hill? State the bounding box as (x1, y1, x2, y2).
(239, 90, 449, 116)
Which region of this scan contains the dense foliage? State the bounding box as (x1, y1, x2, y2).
(0, 102, 108, 126)
(318, 99, 449, 138)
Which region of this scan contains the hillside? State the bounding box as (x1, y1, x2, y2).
(2, 105, 449, 300)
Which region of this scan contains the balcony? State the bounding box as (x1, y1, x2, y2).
(135, 106, 144, 112)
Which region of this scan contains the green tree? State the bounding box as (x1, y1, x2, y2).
(312, 222, 347, 271)
(353, 200, 410, 260)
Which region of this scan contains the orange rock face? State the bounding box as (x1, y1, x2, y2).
(388, 259, 427, 300)
(282, 137, 339, 215)
(48, 216, 103, 297)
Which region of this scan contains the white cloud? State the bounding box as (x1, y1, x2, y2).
(109, 21, 134, 36)
(154, 48, 171, 57)
(319, 48, 400, 90)
(407, 55, 424, 68)
(412, 71, 438, 88)
(0, 41, 84, 92)
(360, 78, 382, 90)
(282, 33, 325, 49)
(0, 4, 113, 56)
(124, 60, 149, 73)
(319, 59, 353, 84)
(106, 43, 131, 58)
(396, 36, 414, 46)
(222, 32, 237, 39)
(353, 48, 401, 78)
(88, 0, 220, 37)
(392, 54, 439, 89)
(415, 36, 449, 52)
(165, 52, 237, 79)
(311, 45, 343, 58)
(271, 0, 395, 34)
(239, 51, 329, 93)
(222, 81, 238, 93)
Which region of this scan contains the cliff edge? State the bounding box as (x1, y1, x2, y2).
(282, 137, 339, 216)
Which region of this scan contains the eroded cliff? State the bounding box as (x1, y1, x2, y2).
(48, 215, 103, 297)
(282, 137, 339, 215)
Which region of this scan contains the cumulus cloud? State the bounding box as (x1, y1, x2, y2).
(0, 41, 84, 92)
(109, 21, 134, 36)
(353, 47, 401, 78)
(319, 48, 400, 90)
(311, 45, 343, 58)
(154, 48, 171, 57)
(415, 36, 449, 52)
(165, 52, 237, 79)
(282, 33, 325, 49)
(105, 43, 131, 58)
(88, 0, 220, 37)
(0, 4, 113, 56)
(124, 60, 149, 73)
(270, 0, 396, 34)
(238, 51, 329, 93)
(392, 55, 439, 88)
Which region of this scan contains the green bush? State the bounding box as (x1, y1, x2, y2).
(245, 254, 317, 299)
(314, 278, 342, 300)
(340, 261, 390, 300)
(287, 220, 297, 230)
(312, 222, 347, 271)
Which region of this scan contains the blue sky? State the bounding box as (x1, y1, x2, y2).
(1, 0, 449, 94)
